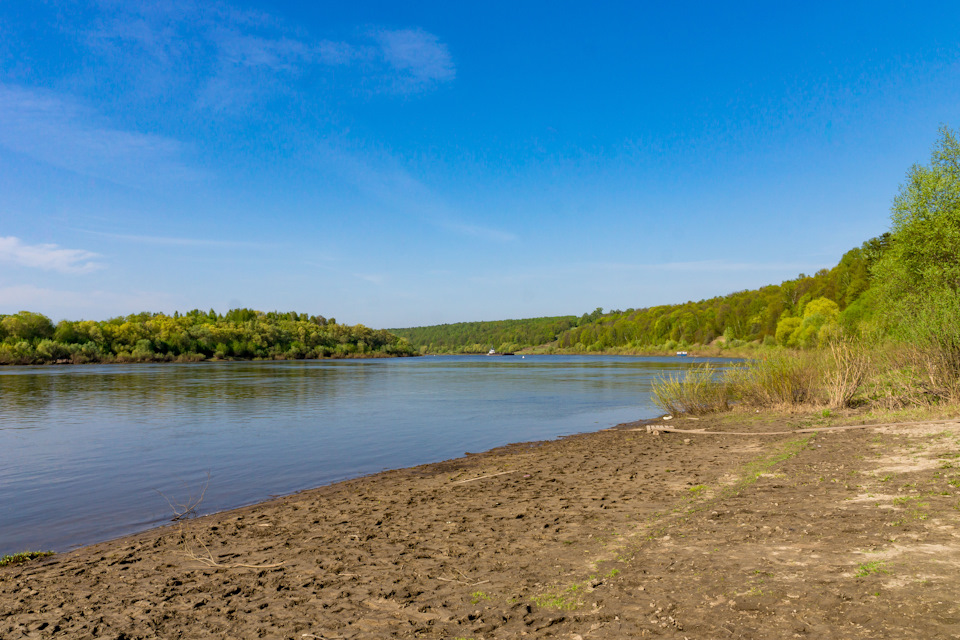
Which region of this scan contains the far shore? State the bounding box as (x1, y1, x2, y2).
(0, 349, 749, 368)
(4, 408, 959, 638)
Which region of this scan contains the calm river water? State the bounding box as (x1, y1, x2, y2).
(0, 355, 738, 555)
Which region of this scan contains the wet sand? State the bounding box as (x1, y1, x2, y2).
(3, 412, 960, 639)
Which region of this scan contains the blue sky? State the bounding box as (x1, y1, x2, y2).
(2, 1, 959, 328)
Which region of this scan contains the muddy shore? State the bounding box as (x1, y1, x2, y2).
(3, 411, 960, 639)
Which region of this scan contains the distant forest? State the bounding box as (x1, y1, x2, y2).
(0, 309, 415, 365)
(390, 315, 582, 354)
(393, 234, 889, 354)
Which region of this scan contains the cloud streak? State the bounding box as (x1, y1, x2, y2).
(0, 84, 195, 187)
(0, 236, 104, 274)
(79, 230, 266, 249)
(373, 28, 456, 92)
(84, 2, 456, 112)
(466, 259, 821, 288)
(443, 222, 518, 243)
(590, 259, 815, 273)
(314, 140, 517, 243)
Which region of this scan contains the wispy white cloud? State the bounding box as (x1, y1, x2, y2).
(79, 229, 265, 248)
(82, 2, 455, 113)
(316, 39, 363, 66)
(213, 28, 310, 70)
(353, 272, 386, 285)
(466, 259, 821, 288)
(443, 222, 518, 243)
(373, 28, 456, 91)
(0, 236, 103, 274)
(0, 84, 196, 187)
(302, 260, 384, 286)
(590, 259, 815, 273)
(314, 140, 517, 243)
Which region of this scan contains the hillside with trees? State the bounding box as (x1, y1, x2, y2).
(390, 315, 581, 354)
(392, 236, 887, 355)
(0, 309, 415, 365)
(552, 233, 888, 353)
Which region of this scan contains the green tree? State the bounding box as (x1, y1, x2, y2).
(874, 126, 960, 299)
(872, 126, 960, 397)
(1, 311, 54, 342)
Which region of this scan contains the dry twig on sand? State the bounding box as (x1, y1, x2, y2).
(155, 471, 210, 521)
(436, 568, 490, 586)
(453, 470, 520, 484)
(178, 528, 285, 569)
(158, 472, 284, 569)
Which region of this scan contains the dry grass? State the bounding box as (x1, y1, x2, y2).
(652, 364, 730, 415)
(822, 338, 872, 408)
(652, 340, 960, 417)
(727, 351, 820, 408)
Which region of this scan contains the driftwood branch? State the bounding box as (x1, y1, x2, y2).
(453, 470, 520, 484)
(638, 418, 960, 437)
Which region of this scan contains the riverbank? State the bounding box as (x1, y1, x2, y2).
(3, 409, 960, 639)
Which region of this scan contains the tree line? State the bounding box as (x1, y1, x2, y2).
(391, 238, 885, 354)
(0, 308, 415, 365)
(389, 315, 580, 354)
(554, 233, 887, 352)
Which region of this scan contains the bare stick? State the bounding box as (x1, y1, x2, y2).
(180, 534, 285, 569)
(436, 575, 490, 585)
(155, 471, 211, 521)
(638, 418, 960, 437)
(453, 470, 520, 484)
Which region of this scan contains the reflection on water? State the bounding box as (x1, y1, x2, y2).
(0, 355, 737, 554)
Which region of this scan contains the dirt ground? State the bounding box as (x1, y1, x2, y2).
(3, 410, 960, 639)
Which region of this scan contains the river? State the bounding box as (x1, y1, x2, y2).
(0, 355, 738, 555)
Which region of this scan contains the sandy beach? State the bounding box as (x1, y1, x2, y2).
(3, 411, 960, 639)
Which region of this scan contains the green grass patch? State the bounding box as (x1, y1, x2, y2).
(855, 560, 890, 577)
(532, 582, 584, 611)
(737, 434, 815, 488)
(0, 551, 54, 567)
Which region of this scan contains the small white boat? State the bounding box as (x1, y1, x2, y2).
(676, 351, 688, 357)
